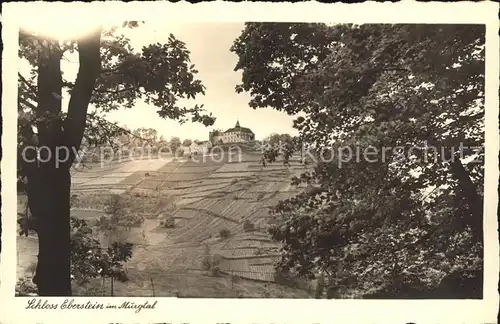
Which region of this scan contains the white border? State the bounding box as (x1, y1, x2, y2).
(1, 2, 499, 324)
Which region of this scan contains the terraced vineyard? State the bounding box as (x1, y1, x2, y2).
(17, 152, 314, 297)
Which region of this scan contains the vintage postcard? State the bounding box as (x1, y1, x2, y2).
(1, 1, 499, 324)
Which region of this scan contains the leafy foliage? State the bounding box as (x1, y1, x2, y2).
(264, 133, 292, 146)
(243, 220, 255, 232)
(71, 217, 133, 284)
(16, 194, 134, 287)
(97, 194, 143, 247)
(232, 23, 484, 297)
(15, 277, 39, 296)
(263, 145, 279, 163)
(259, 133, 297, 164)
(72, 195, 135, 285)
(219, 228, 232, 239)
(169, 136, 182, 154)
(129, 127, 158, 147)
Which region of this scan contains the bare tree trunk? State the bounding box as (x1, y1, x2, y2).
(29, 41, 71, 296)
(428, 139, 484, 241)
(30, 29, 102, 296)
(31, 163, 72, 295)
(449, 157, 483, 240)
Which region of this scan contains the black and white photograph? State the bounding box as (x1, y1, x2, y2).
(1, 2, 499, 324)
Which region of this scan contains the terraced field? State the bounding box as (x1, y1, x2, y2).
(17, 152, 314, 297)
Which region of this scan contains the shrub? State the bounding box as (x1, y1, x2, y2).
(315, 274, 325, 299)
(102, 194, 144, 233)
(26, 262, 37, 277)
(202, 253, 223, 273)
(212, 253, 224, 264)
(70, 217, 134, 285)
(202, 256, 213, 271)
(82, 285, 107, 296)
(15, 277, 38, 296)
(159, 216, 175, 228)
(326, 286, 339, 299)
(116, 269, 129, 282)
(243, 220, 255, 232)
(273, 270, 300, 288)
(211, 266, 221, 277)
(104, 194, 126, 219)
(219, 228, 231, 239)
(274, 271, 287, 285)
(70, 194, 79, 207)
(127, 214, 144, 227)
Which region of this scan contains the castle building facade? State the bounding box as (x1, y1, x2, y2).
(209, 120, 255, 144)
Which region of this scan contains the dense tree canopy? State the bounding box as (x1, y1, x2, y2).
(169, 136, 182, 153)
(131, 128, 158, 145)
(264, 133, 293, 147)
(232, 23, 484, 298)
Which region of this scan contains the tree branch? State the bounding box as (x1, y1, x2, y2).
(427, 137, 483, 239)
(62, 81, 136, 95)
(101, 66, 121, 74)
(18, 72, 38, 94)
(63, 27, 103, 162)
(19, 97, 38, 111)
(94, 87, 136, 94)
(88, 114, 151, 143)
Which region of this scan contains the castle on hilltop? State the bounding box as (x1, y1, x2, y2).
(209, 120, 255, 144)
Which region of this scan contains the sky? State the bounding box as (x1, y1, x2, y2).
(19, 22, 299, 142)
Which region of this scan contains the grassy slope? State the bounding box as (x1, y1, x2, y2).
(18, 152, 313, 297)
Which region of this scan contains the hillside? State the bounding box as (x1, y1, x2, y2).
(17, 152, 314, 297)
